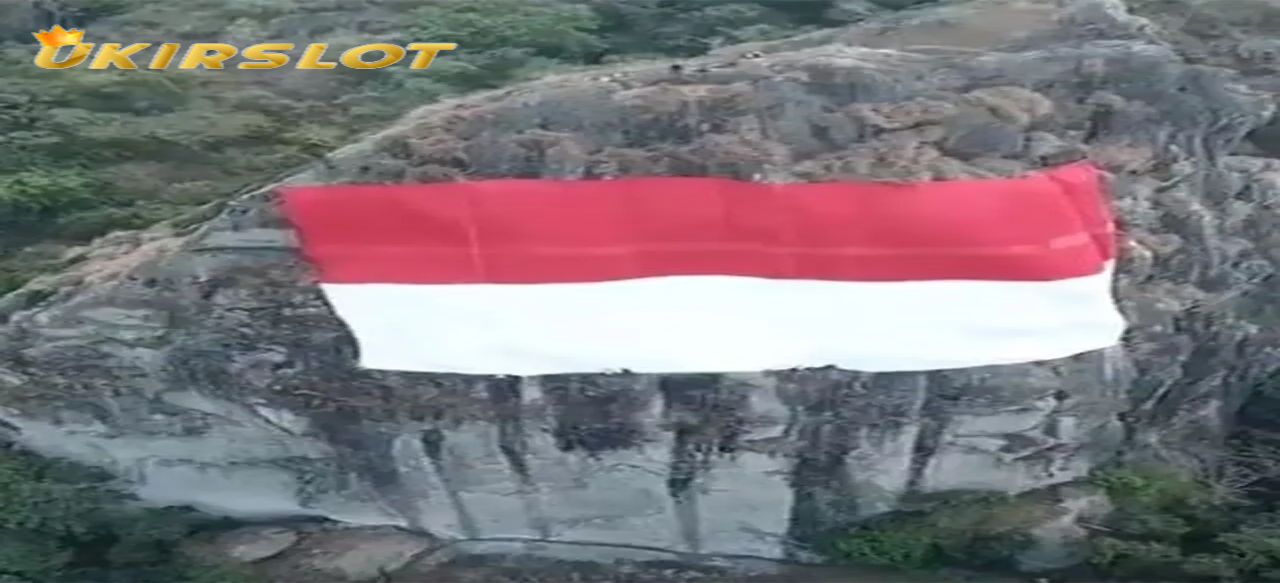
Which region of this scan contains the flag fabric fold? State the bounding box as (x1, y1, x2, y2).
(279, 161, 1125, 376)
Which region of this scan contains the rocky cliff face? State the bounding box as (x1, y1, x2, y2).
(1, 0, 1278, 566)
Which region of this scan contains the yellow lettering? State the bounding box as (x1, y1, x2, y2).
(148, 43, 181, 69)
(296, 44, 336, 69)
(404, 43, 456, 69)
(32, 43, 94, 69)
(339, 43, 405, 69)
(87, 43, 150, 69)
(239, 43, 293, 69)
(178, 43, 237, 69)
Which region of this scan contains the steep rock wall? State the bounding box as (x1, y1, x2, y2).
(0, 0, 1277, 561)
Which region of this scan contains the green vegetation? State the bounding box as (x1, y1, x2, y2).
(0, 447, 251, 582)
(821, 467, 1280, 582)
(0, 0, 872, 576)
(0, 0, 870, 296)
(1087, 466, 1280, 582)
(13, 3, 1278, 583)
(821, 491, 1055, 572)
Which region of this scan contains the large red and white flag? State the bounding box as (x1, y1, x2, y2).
(279, 161, 1124, 376)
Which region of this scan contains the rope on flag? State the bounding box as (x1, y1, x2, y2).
(279, 161, 1124, 376)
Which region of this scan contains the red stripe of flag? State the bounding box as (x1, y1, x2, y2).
(278, 161, 1114, 284)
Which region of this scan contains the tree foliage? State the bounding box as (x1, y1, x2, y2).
(4, 2, 1280, 582)
(822, 491, 1053, 572)
(0, 0, 861, 295)
(820, 466, 1280, 582)
(0, 447, 247, 582)
(1086, 467, 1280, 582)
(0, 0, 859, 572)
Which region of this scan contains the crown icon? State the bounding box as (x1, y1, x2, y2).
(32, 25, 84, 47)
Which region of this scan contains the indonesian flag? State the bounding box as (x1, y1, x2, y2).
(279, 161, 1124, 376)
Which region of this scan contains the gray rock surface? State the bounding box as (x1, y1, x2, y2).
(1, 0, 1279, 567)
(187, 523, 1004, 582)
(207, 525, 300, 563)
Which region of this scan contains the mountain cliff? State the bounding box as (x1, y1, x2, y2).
(2, 0, 1280, 578)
